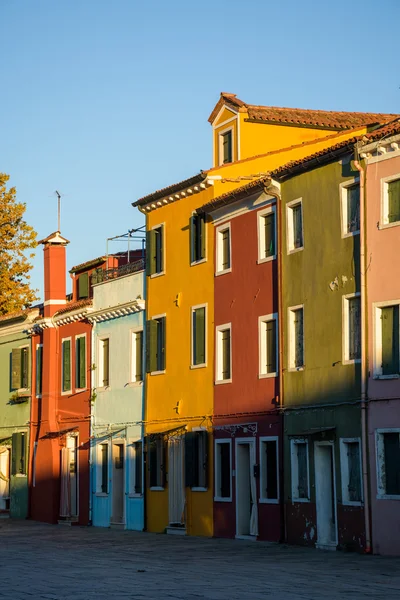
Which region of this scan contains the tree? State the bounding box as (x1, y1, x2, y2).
(0, 173, 38, 315)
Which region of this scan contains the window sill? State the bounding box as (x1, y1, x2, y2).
(95, 492, 108, 497)
(342, 230, 360, 239)
(215, 268, 232, 277)
(258, 372, 278, 379)
(191, 258, 207, 267)
(374, 374, 399, 380)
(291, 497, 310, 503)
(150, 370, 166, 376)
(61, 390, 72, 396)
(128, 493, 143, 498)
(192, 487, 208, 492)
(97, 386, 111, 392)
(287, 246, 304, 255)
(379, 220, 400, 230)
(341, 501, 363, 507)
(15, 474, 27, 478)
(190, 363, 206, 370)
(288, 366, 304, 373)
(376, 494, 400, 501)
(343, 359, 361, 365)
(215, 378, 232, 385)
(126, 381, 143, 388)
(150, 271, 165, 279)
(150, 486, 165, 491)
(257, 255, 276, 265)
(75, 387, 87, 393)
(214, 496, 232, 502)
(259, 497, 279, 504)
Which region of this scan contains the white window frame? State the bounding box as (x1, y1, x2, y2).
(190, 211, 207, 266)
(290, 438, 310, 502)
(97, 336, 111, 389)
(218, 126, 234, 166)
(215, 323, 232, 384)
(339, 438, 363, 506)
(61, 337, 72, 395)
(215, 222, 232, 276)
(259, 436, 279, 504)
(342, 293, 361, 365)
(286, 198, 304, 254)
(128, 439, 143, 497)
(35, 343, 43, 398)
(75, 333, 87, 391)
(96, 441, 110, 496)
(130, 327, 144, 385)
(373, 300, 400, 379)
(340, 178, 360, 238)
(214, 438, 232, 502)
(258, 313, 278, 379)
(381, 173, 400, 229)
(190, 304, 207, 369)
(257, 205, 277, 264)
(288, 305, 304, 371)
(375, 428, 400, 500)
(150, 222, 166, 278)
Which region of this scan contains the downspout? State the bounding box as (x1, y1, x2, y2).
(353, 150, 371, 554)
(88, 321, 95, 526)
(263, 179, 285, 543)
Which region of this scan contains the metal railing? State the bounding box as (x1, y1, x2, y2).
(91, 258, 145, 285)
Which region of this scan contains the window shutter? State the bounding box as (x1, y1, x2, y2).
(294, 310, 304, 368)
(146, 230, 156, 276)
(159, 317, 166, 371)
(102, 339, 109, 386)
(62, 340, 71, 391)
(381, 306, 397, 375)
(36, 346, 43, 396)
(219, 443, 231, 498)
(223, 131, 232, 164)
(161, 437, 167, 487)
(383, 432, 400, 495)
(199, 430, 208, 489)
(185, 432, 196, 488)
(264, 214, 275, 258)
(297, 444, 308, 498)
(21, 347, 29, 388)
(266, 320, 277, 373)
(11, 348, 22, 390)
(293, 205, 303, 248)
(265, 440, 278, 499)
(149, 439, 157, 487)
(155, 227, 163, 274)
(347, 185, 360, 232)
(135, 331, 143, 381)
(190, 215, 196, 263)
(221, 329, 231, 379)
(388, 179, 400, 223)
(347, 442, 361, 502)
(79, 337, 86, 388)
(222, 230, 230, 270)
(101, 444, 108, 493)
(11, 432, 25, 475)
(199, 214, 206, 259)
(134, 441, 143, 494)
(146, 320, 158, 373)
(194, 308, 206, 365)
(78, 272, 89, 299)
(349, 297, 361, 360)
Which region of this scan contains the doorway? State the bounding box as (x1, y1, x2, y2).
(236, 439, 258, 539)
(112, 443, 125, 524)
(60, 435, 78, 519)
(168, 437, 185, 528)
(314, 442, 337, 550)
(0, 447, 10, 513)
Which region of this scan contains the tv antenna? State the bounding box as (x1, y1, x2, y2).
(55, 190, 62, 232)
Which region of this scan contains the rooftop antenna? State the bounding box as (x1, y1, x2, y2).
(55, 190, 61, 232)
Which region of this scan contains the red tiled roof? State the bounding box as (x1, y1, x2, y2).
(133, 172, 207, 207)
(70, 256, 107, 273)
(54, 299, 92, 317)
(364, 118, 400, 141)
(208, 92, 398, 130)
(0, 309, 28, 323)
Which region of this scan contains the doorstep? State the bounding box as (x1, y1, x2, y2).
(110, 522, 126, 530)
(166, 525, 186, 536)
(58, 516, 79, 526)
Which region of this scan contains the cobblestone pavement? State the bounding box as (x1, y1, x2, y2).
(2, 520, 400, 600)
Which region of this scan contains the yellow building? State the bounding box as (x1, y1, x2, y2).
(133, 92, 392, 536)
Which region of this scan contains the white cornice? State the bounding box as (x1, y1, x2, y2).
(88, 300, 145, 323)
(138, 178, 215, 214)
(360, 133, 400, 160)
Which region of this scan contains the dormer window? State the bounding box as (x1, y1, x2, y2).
(219, 129, 233, 165)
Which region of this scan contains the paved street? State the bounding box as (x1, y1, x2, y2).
(2, 520, 400, 600)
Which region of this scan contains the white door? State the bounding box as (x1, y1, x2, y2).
(236, 439, 258, 538)
(0, 447, 10, 512)
(314, 442, 337, 549)
(112, 443, 124, 523)
(168, 437, 185, 526)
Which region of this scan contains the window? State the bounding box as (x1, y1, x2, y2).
(97, 443, 109, 494)
(98, 338, 110, 387)
(214, 440, 232, 501)
(341, 181, 360, 236)
(36, 345, 43, 396)
(220, 129, 233, 165)
(11, 432, 27, 476)
(216, 223, 231, 274)
(343, 294, 361, 363)
(340, 439, 362, 505)
(288, 306, 304, 370)
(191, 213, 206, 263)
(11, 346, 29, 390)
(291, 439, 309, 501)
(185, 430, 208, 489)
(129, 441, 143, 495)
(259, 314, 278, 377)
(382, 176, 400, 226)
(146, 316, 166, 373)
(287, 199, 304, 252)
(61, 339, 71, 392)
(149, 436, 166, 489)
(260, 437, 279, 503)
(376, 430, 400, 498)
(75, 335, 86, 389)
(374, 303, 400, 377)
(78, 272, 89, 299)
(216, 324, 231, 382)
(146, 224, 164, 276)
(258, 207, 276, 262)
(131, 329, 144, 382)
(192, 306, 206, 367)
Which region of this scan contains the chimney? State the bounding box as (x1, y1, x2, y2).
(38, 231, 70, 318)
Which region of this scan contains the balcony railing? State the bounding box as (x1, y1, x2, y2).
(91, 258, 145, 285)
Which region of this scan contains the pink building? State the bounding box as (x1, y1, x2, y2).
(361, 122, 400, 555)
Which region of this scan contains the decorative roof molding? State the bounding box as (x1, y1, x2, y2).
(134, 175, 215, 214)
(360, 132, 400, 159)
(213, 422, 258, 437)
(88, 299, 145, 323)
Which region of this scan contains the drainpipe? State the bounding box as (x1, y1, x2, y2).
(88, 321, 95, 526)
(353, 150, 371, 554)
(263, 179, 285, 543)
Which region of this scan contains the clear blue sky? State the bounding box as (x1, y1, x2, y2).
(1, 0, 399, 300)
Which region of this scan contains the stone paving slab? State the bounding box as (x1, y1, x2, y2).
(1, 520, 400, 599)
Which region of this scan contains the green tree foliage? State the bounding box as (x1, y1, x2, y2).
(0, 173, 38, 315)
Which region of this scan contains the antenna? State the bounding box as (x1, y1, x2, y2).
(55, 190, 61, 232)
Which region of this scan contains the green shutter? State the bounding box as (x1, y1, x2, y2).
(11, 348, 22, 390)
(146, 230, 156, 276)
(11, 432, 26, 475)
(294, 309, 304, 367)
(149, 439, 157, 487)
(222, 329, 231, 379)
(78, 337, 86, 389)
(266, 320, 277, 373)
(293, 205, 303, 248)
(382, 306, 399, 375)
(135, 331, 143, 381)
(190, 215, 196, 263)
(158, 317, 166, 371)
(62, 340, 71, 391)
(36, 346, 43, 396)
(78, 272, 89, 299)
(199, 430, 208, 489)
(223, 131, 232, 164)
(21, 347, 29, 388)
(264, 213, 275, 258)
(194, 307, 206, 365)
(199, 214, 206, 259)
(388, 179, 400, 223)
(146, 320, 158, 373)
(185, 432, 196, 488)
(102, 339, 109, 386)
(347, 185, 360, 232)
